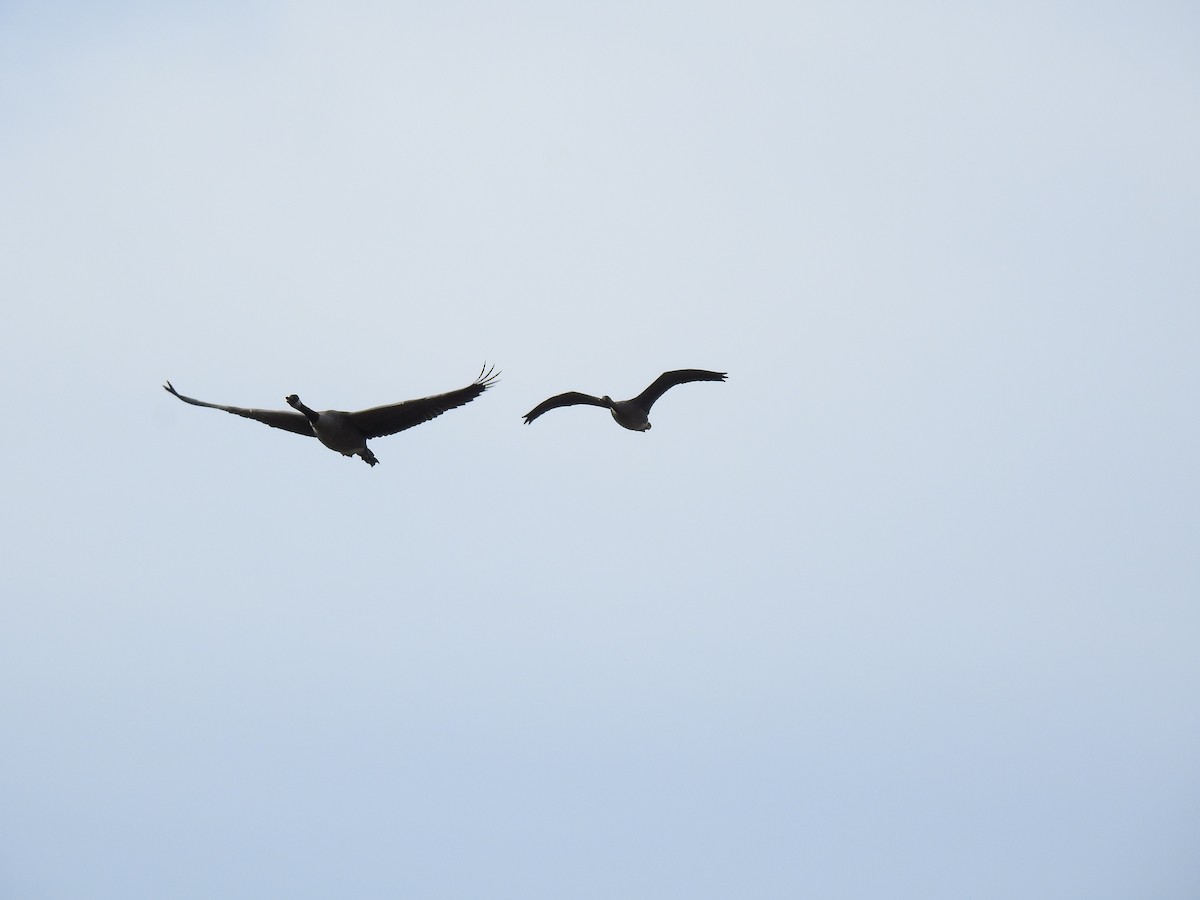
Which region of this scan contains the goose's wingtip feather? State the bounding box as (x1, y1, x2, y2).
(476, 363, 502, 388)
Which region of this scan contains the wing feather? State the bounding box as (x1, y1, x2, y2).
(634, 369, 727, 410)
(163, 382, 315, 437)
(348, 365, 500, 438)
(522, 392, 608, 424)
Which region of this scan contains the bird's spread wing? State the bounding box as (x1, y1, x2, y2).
(163, 382, 315, 437)
(348, 365, 500, 439)
(634, 369, 727, 411)
(522, 392, 608, 424)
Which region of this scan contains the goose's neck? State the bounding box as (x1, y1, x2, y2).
(291, 397, 320, 424)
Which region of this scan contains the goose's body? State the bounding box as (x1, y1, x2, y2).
(164, 365, 499, 466)
(523, 369, 727, 431)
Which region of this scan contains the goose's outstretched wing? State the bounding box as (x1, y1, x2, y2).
(348, 365, 500, 439)
(634, 369, 727, 410)
(163, 382, 315, 437)
(522, 392, 608, 424)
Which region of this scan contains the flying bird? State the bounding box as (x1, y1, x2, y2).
(522, 369, 727, 431)
(163, 365, 499, 466)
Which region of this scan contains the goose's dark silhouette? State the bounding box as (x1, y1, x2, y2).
(164, 365, 499, 466)
(522, 369, 727, 431)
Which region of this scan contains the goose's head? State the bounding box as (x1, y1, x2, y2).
(286, 394, 319, 422)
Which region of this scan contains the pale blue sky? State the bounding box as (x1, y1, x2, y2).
(2, 2, 1198, 897)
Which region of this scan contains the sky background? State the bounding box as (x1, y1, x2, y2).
(2, 1, 1199, 897)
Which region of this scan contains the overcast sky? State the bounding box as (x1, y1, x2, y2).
(2, 1, 1198, 897)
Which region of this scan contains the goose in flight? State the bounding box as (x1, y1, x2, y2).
(164, 365, 499, 466)
(522, 369, 726, 431)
